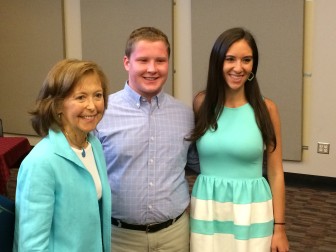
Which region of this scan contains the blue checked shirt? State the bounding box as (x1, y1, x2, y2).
(95, 83, 197, 225)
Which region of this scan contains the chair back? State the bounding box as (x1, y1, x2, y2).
(0, 118, 3, 137)
(0, 195, 15, 252)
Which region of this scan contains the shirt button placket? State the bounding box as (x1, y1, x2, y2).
(147, 111, 156, 219)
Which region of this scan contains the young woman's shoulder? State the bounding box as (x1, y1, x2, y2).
(264, 97, 278, 111)
(193, 91, 205, 113)
(264, 97, 280, 120)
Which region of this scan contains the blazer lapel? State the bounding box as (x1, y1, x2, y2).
(48, 129, 86, 169)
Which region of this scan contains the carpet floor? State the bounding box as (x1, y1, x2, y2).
(186, 170, 336, 252)
(5, 168, 336, 252)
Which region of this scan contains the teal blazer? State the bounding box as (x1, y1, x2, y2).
(13, 129, 111, 252)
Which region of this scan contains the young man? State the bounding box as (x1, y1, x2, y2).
(95, 27, 198, 252)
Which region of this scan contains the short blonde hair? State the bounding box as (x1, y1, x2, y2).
(125, 27, 170, 58)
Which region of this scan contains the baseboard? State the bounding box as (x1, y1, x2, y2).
(285, 172, 336, 191)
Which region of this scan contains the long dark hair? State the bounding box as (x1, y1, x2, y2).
(189, 27, 276, 151)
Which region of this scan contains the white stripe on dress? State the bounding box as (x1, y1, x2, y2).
(190, 232, 272, 252)
(190, 197, 273, 225)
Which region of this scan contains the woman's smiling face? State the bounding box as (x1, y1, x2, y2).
(59, 73, 105, 135)
(223, 39, 253, 92)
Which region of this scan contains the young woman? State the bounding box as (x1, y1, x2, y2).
(189, 28, 289, 252)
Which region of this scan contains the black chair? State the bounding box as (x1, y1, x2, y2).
(0, 195, 15, 252)
(0, 118, 3, 137)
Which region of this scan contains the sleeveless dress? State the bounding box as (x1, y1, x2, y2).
(190, 103, 274, 252)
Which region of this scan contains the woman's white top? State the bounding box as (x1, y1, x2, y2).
(71, 142, 102, 199)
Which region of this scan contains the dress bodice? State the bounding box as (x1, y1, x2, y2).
(196, 103, 264, 179)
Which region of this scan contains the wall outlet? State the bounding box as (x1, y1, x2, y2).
(317, 142, 330, 154)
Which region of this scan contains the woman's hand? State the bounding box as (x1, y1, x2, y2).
(271, 224, 289, 252)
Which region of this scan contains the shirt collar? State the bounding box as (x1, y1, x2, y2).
(124, 82, 163, 109)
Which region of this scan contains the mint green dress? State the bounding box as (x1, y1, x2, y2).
(190, 104, 274, 252)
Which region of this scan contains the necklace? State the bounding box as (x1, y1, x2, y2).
(64, 131, 88, 158)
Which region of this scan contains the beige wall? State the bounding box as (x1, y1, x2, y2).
(281, 0, 336, 177)
(6, 0, 336, 178)
(176, 0, 336, 178)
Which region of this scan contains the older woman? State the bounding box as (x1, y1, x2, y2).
(13, 59, 111, 252)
